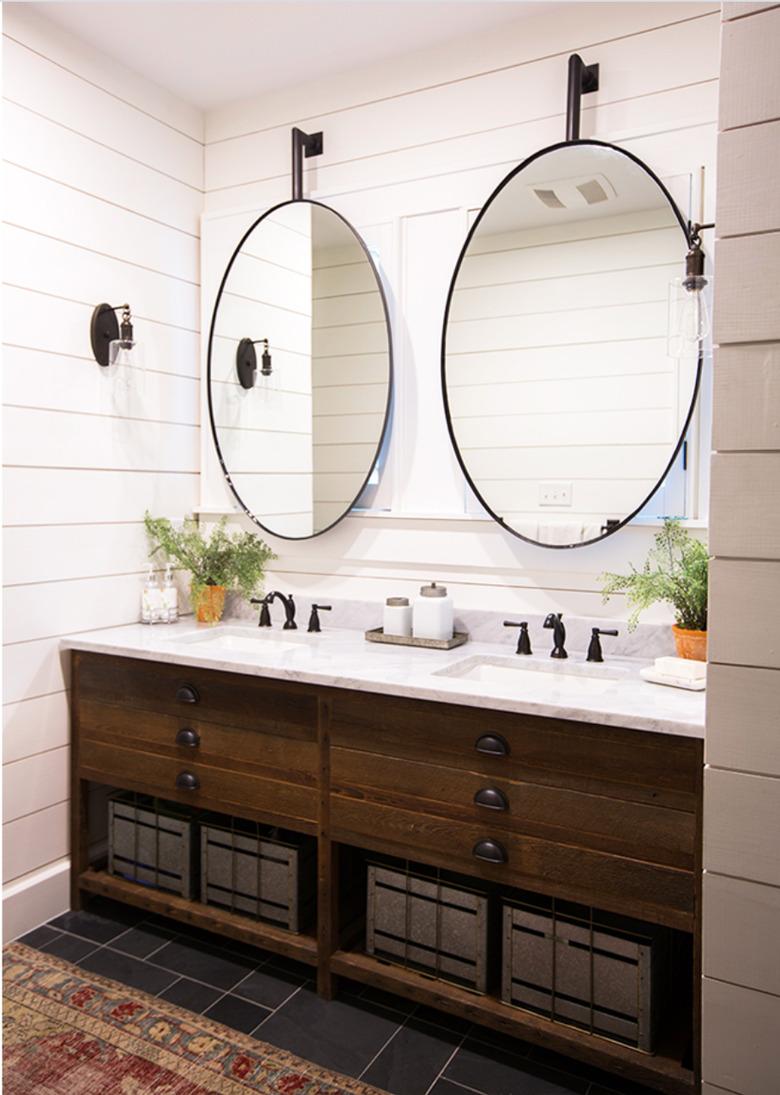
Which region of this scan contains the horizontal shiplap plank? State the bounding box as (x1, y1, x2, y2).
(2, 747, 69, 825)
(704, 768, 780, 886)
(710, 453, 780, 558)
(714, 233, 780, 345)
(4, 162, 198, 285)
(3, 468, 198, 527)
(2, 638, 71, 707)
(3, 802, 69, 885)
(706, 664, 780, 777)
(3, 223, 200, 339)
(702, 977, 780, 1095)
(3, 524, 149, 587)
(717, 120, 780, 238)
(3, 692, 70, 766)
(3, 346, 199, 426)
(719, 6, 780, 130)
(2, 99, 202, 236)
(3, 34, 203, 187)
(713, 344, 780, 452)
(3, 406, 199, 473)
(709, 559, 780, 668)
(704, 872, 780, 996)
(3, 4, 203, 142)
(3, 573, 153, 646)
(722, 2, 780, 17)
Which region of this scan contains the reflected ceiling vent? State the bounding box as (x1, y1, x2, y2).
(531, 173, 616, 210)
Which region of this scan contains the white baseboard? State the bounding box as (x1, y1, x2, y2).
(3, 857, 70, 942)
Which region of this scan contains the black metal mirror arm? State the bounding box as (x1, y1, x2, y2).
(566, 54, 599, 142)
(291, 127, 324, 200)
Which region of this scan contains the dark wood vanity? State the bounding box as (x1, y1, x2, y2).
(71, 650, 702, 1094)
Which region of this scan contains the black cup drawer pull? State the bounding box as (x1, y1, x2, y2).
(474, 787, 508, 811)
(472, 839, 508, 864)
(175, 771, 200, 792)
(175, 728, 200, 749)
(475, 733, 509, 758)
(176, 684, 200, 705)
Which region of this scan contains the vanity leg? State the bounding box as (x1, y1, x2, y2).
(317, 697, 338, 999)
(69, 655, 88, 911)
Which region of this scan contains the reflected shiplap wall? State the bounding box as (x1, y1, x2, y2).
(201, 1, 718, 614)
(447, 209, 685, 538)
(702, 5, 780, 1094)
(2, 6, 203, 938)
(312, 241, 389, 529)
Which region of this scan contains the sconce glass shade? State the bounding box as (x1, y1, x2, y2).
(667, 276, 711, 359)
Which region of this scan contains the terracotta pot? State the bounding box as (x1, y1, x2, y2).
(672, 625, 707, 662)
(194, 585, 226, 624)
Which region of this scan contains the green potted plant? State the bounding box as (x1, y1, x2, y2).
(144, 513, 275, 624)
(600, 518, 709, 660)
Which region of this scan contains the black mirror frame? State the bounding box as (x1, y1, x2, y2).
(207, 198, 394, 541)
(440, 138, 703, 550)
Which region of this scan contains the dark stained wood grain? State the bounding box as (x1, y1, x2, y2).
(79, 740, 317, 831)
(331, 746, 696, 869)
(329, 689, 700, 811)
(79, 699, 318, 784)
(331, 795, 694, 930)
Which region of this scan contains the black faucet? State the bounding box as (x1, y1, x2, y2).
(586, 627, 619, 663)
(251, 591, 297, 630)
(308, 604, 332, 633)
(504, 620, 532, 655)
(543, 613, 567, 659)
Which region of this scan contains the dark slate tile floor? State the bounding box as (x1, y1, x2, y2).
(18, 898, 662, 1095)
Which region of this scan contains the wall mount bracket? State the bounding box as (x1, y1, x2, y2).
(565, 54, 599, 142)
(90, 303, 120, 367)
(291, 127, 324, 200)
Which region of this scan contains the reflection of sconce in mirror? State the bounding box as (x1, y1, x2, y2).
(91, 303, 142, 368)
(236, 338, 272, 388)
(668, 222, 713, 357)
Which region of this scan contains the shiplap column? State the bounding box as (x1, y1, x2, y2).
(703, 5, 780, 1094)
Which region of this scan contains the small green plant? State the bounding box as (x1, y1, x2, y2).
(600, 518, 708, 632)
(144, 513, 275, 606)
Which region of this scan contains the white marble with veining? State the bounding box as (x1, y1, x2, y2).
(61, 617, 704, 739)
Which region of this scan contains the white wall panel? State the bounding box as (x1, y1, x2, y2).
(2, 10, 203, 934)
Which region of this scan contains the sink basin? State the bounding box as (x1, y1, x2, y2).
(170, 627, 305, 656)
(434, 655, 630, 696)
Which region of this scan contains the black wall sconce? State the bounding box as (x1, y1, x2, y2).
(91, 302, 138, 367)
(565, 54, 599, 141)
(236, 338, 272, 388)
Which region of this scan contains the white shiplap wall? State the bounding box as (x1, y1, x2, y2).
(2, 6, 204, 940)
(201, 2, 718, 617)
(703, 5, 780, 1094)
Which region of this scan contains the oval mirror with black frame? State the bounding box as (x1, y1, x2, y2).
(441, 140, 702, 549)
(208, 199, 392, 540)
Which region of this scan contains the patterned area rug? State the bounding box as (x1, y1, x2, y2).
(3, 943, 383, 1094)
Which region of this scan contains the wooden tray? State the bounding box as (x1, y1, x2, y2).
(365, 627, 469, 651)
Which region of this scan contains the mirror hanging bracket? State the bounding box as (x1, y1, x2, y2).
(291, 127, 324, 200)
(565, 54, 599, 141)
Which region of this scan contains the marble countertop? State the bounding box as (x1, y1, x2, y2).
(61, 619, 705, 739)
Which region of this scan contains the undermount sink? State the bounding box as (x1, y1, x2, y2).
(434, 655, 630, 696)
(170, 627, 305, 656)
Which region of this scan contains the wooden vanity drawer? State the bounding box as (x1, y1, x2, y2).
(79, 700, 318, 786)
(79, 740, 317, 830)
(76, 653, 317, 740)
(330, 690, 700, 811)
(330, 796, 694, 929)
(331, 748, 695, 870)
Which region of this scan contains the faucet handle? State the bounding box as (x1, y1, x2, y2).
(251, 595, 272, 628)
(586, 627, 619, 663)
(503, 620, 532, 656)
(308, 604, 332, 633)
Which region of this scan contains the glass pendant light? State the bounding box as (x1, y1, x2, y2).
(668, 224, 712, 359)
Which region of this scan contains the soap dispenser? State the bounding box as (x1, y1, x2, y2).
(141, 565, 163, 624)
(412, 582, 454, 642)
(161, 563, 178, 624)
